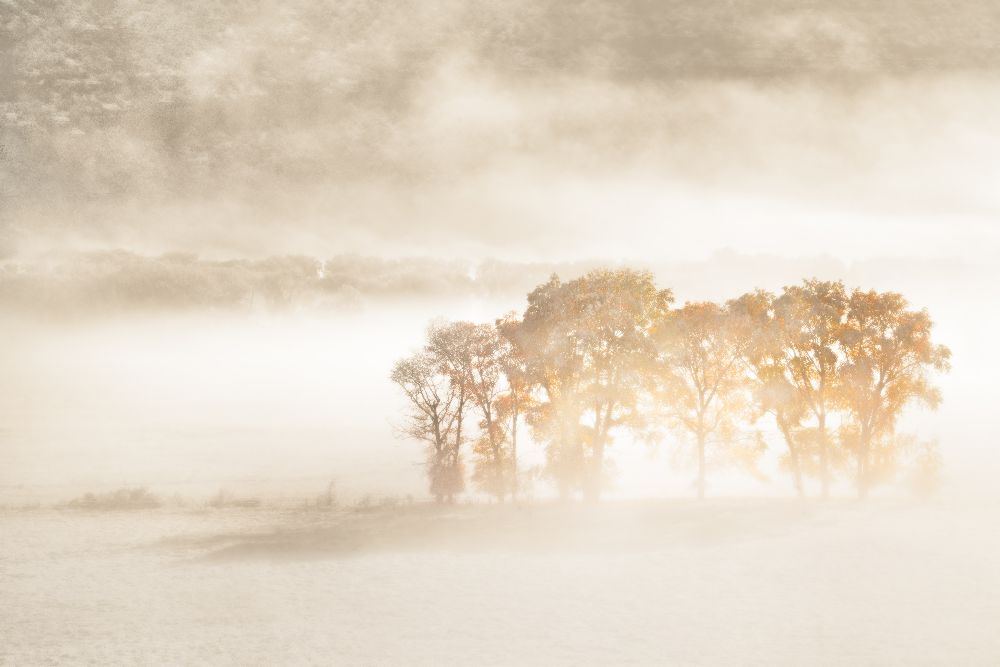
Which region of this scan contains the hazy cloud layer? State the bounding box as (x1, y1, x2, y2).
(2, 1, 999, 260)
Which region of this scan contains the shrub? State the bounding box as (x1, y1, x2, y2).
(67, 487, 161, 510)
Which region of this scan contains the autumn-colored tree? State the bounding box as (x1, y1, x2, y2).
(652, 302, 753, 499)
(392, 270, 950, 502)
(571, 269, 672, 500)
(496, 313, 534, 501)
(514, 274, 586, 497)
(469, 325, 516, 502)
(516, 270, 672, 500)
(729, 290, 810, 497)
(772, 280, 848, 498)
(837, 289, 951, 498)
(428, 321, 516, 502)
(390, 350, 467, 503)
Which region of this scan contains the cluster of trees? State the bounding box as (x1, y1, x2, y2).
(392, 269, 950, 502)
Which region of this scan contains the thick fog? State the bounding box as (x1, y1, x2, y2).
(0, 251, 994, 502)
(3, 1, 1000, 665)
(3, 0, 1000, 260)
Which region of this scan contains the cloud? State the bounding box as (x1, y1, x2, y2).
(2, 1, 999, 260)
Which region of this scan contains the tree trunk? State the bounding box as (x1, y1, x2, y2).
(557, 408, 571, 502)
(510, 402, 519, 502)
(584, 404, 611, 503)
(778, 416, 805, 499)
(696, 430, 706, 500)
(454, 394, 465, 457)
(571, 425, 585, 498)
(452, 388, 466, 497)
(818, 411, 830, 499)
(857, 424, 870, 500)
(584, 441, 603, 503)
(483, 408, 506, 503)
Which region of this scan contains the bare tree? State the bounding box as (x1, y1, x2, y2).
(429, 321, 515, 502)
(390, 350, 466, 503)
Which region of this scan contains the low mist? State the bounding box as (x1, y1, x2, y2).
(3, 1, 999, 664)
(0, 251, 994, 502)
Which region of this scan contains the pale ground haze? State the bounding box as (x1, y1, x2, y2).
(1, 1, 998, 664)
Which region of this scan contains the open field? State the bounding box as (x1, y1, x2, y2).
(2, 499, 998, 666)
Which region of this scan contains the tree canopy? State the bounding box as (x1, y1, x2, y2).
(392, 269, 950, 502)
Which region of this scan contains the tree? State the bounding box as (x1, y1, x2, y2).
(496, 313, 534, 501)
(468, 324, 515, 502)
(390, 351, 467, 503)
(772, 280, 849, 498)
(391, 271, 951, 502)
(429, 321, 515, 502)
(516, 269, 671, 500)
(570, 269, 672, 500)
(729, 290, 810, 497)
(838, 289, 951, 498)
(652, 302, 753, 499)
(515, 274, 586, 498)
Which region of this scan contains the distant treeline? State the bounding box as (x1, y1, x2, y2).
(392, 269, 950, 502)
(0, 250, 976, 318)
(0, 252, 514, 315)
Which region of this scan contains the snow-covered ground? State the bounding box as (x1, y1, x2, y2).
(2, 500, 998, 666)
